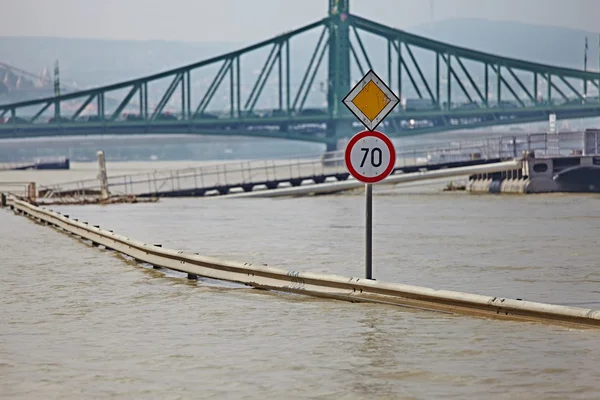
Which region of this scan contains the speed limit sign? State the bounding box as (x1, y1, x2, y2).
(343, 129, 396, 281)
(345, 130, 396, 184)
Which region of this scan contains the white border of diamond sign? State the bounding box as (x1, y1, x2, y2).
(342, 69, 400, 131)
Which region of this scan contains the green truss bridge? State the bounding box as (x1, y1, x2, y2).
(1, 0, 599, 150)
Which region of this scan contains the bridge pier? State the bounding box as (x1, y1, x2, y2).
(327, 0, 351, 119)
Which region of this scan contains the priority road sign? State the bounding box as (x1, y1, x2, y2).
(342, 69, 399, 131)
(344, 130, 396, 184)
(341, 70, 398, 282)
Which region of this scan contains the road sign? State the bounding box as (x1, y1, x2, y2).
(343, 129, 396, 281)
(341, 70, 399, 281)
(344, 130, 396, 184)
(342, 69, 399, 131)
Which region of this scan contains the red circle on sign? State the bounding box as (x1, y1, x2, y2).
(344, 130, 396, 184)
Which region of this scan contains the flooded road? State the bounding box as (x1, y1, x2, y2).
(1, 163, 600, 399)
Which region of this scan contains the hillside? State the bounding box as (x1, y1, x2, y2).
(0, 37, 242, 88)
(410, 18, 599, 70)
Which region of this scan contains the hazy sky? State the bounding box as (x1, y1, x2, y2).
(1, 0, 598, 42)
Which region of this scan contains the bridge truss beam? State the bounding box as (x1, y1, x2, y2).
(1, 11, 599, 144)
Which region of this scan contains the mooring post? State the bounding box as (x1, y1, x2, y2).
(97, 150, 110, 201)
(27, 182, 37, 202)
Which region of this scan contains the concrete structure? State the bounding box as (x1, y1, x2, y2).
(468, 153, 600, 194)
(468, 129, 600, 194)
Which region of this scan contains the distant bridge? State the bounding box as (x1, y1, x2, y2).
(1, 0, 599, 149)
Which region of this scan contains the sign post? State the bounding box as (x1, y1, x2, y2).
(342, 69, 399, 280)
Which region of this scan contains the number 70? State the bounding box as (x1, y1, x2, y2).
(360, 147, 383, 168)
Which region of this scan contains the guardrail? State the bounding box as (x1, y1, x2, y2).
(4, 195, 600, 328)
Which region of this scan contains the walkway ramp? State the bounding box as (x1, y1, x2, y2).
(221, 159, 523, 198)
(39, 132, 555, 200)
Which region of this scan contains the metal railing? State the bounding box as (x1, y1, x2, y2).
(41, 153, 341, 198)
(0, 181, 32, 198)
(584, 129, 600, 155)
(39, 131, 591, 198)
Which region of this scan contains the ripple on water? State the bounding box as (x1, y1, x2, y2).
(1, 191, 600, 399)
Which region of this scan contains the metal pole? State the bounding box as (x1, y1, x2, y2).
(365, 183, 373, 280)
(584, 36, 588, 97)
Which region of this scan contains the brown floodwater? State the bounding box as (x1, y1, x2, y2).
(1, 162, 600, 399)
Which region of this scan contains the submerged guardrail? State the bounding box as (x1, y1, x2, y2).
(4, 195, 600, 329)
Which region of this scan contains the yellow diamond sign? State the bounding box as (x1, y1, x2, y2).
(351, 80, 390, 121)
(342, 69, 399, 131)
